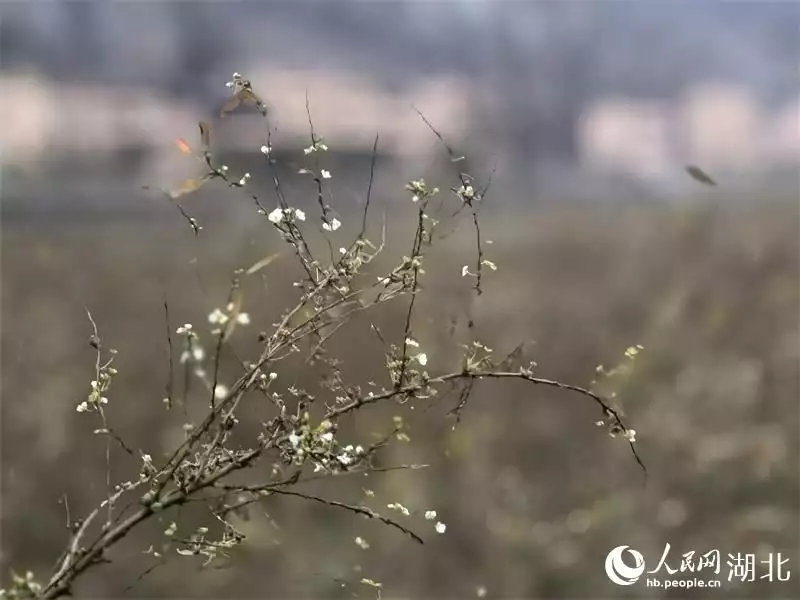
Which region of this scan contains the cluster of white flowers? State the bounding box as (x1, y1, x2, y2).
(76, 379, 109, 413)
(337, 444, 365, 466)
(265, 207, 306, 224)
(208, 307, 251, 328)
(304, 141, 329, 154)
(224, 72, 243, 88)
(423, 509, 446, 534)
(322, 217, 342, 232)
(386, 502, 411, 517)
(176, 323, 193, 335)
(458, 184, 475, 199)
(354, 536, 370, 550)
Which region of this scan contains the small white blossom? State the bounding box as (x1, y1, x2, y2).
(461, 265, 470, 277)
(320, 432, 334, 443)
(303, 146, 314, 155)
(387, 503, 411, 516)
(481, 260, 497, 271)
(236, 313, 251, 325)
(269, 372, 278, 380)
(238, 173, 251, 186)
(260, 145, 272, 155)
(76, 401, 88, 413)
(405, 338, 419, 348)
(294, 209, 306, 221)
(321, 169, 331, 179)
(459, 185, 475, 199)
(411, 194, 420, 203)
(268, 208, 284, 223)
(435, 521, 447, 534)
(322, 218, 341, 232)
(176, 323, 193, 334)
(338, 453, 352, 466)
(288, 432, 301, 447)
(339, 247, 347, 255)
(208, 308, 229, 325)
(415, 353, 428, 366)
(622, 429, 637, 443)
(213, 385, 229, 400)
(424, 510, 437, 520)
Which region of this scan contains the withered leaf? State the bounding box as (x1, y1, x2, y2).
(169, 176, 208, 199)
(245, 252, 281, 276)
(198, 121, 211, 151)
(685, 165, 717, 187)
(220, 89, 266, 118)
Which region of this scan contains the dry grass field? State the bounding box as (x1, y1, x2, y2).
(1, 176, 798, 597)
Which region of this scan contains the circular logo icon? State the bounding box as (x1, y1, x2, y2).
(605, 545, 646, 585)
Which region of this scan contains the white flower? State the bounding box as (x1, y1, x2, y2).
(288, 432, 301, 447)
(320, 432, 334, 443)
(461, 265, 470, 277)
(481, 260, 497, 271)
(232, 72, 241, 78)
(459, 185, 474, 199)
(304, 146, 314, 155)
(294, 209, 306, 221)
(192, 345, 205, 362)
(238, 173, 251, 186)
(269, 372, 278, 380)
(339, 247, 347, 255)
(176, 323, 193, 334)
(322, 218, 341, 232)
(225, 81, 234, 88)
(415, 353, 428, 367)
(338, 453, 352, 466)
(387, 503, 410, 516)
(321, 169, 331, 179)
(260, 145, 272, 155)
(236, 313, 251, 325)
(76, 401, 88, 413)
(623, 429, 637, 443)
(424, 510, 437, 520)
(354, 537, 370, 549)
(355, 445, 364, 454)
(411, 194, 420, 203)
(213, 385, 229, 400)
(435, 521, 447, 534)
(208, 308, 228, 325)
(268, 208, 284, 223)
(405, 338, 419, 348)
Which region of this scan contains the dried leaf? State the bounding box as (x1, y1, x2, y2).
(685, 165, 717, 186)
(175, 138, 192, 154)
(198, 121, 211, 151)
(245, 252, 281, 276)
(169, 177, 207, 199)
(221, 89, 266, 118)
(220, 94, 242, 118)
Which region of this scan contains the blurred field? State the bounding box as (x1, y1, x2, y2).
(1, 184, 798, 597)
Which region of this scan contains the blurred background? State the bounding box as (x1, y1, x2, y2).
(1, 1, 798, 598)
